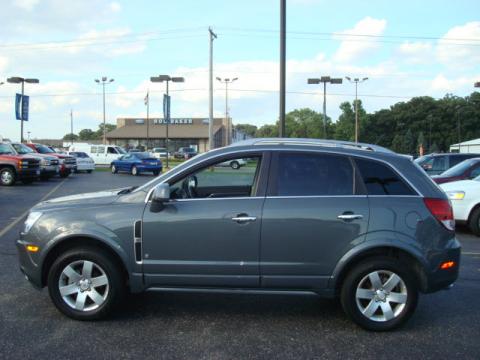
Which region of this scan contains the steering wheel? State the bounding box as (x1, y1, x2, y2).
(182, 175, 198, 198)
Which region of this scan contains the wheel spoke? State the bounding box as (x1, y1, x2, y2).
(75, 292, 87, 310)
(388, 292, 407, 304)
(356, 288, 375, 300)
(63, 265, 81, 282)
(383, 273, 401, 292)
(59, 283, 79, 296)
(82, 261, 93, 278)
(380, 302, 395, 321)
(368, 272, 383, 289)
(91, 275, 108, 288)
(88, 289, 104, 306)
(362, 299, 380, 318)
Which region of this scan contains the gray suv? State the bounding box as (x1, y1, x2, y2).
(16, 139, 461, 331)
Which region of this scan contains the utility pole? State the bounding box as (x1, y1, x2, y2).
(346, 77, 368, 143)
(279, 0, 286, 137)
(216, 77, 238, 146)
(94, 77, 114, 145)
(70, 109, 74, 146)
(209, 27, 217, 150)
(7, 76, 39, 143)
(308, 76, 342, 139)
(150, 75, 184, 169)
(145, 91, 150, 150)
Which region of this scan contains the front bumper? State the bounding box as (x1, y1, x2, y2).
(16, 238, 43, 289)
(18, 168, 40, 179)
(40, 165, 58, 177)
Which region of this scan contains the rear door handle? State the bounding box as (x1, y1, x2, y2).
(337, 214, 363, 220)
(231, 215, 257, 223)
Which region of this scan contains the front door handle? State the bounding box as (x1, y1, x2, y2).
(337, 214, 363, 220)
(231, 215, 257, 223)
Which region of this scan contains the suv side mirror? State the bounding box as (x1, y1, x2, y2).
(152, 183, 170, 203)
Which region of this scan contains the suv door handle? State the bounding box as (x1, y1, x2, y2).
(231, 215, 257, 223)
(337, 214, 363, 220)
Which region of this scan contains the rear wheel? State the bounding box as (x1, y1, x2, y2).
(153, 170, 160, 176)
(0, 167, 16, 186)
(111, 165, 117, 174)
(131, 166, 138, 176)
(230, 161, 240, 170)
(47, 247, 125, 320)
(468, 207, 480, 236)
(340, 257, 418, 331)
(87, 170, 93, 174)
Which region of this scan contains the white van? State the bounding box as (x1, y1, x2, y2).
(68, 144, 126, 165)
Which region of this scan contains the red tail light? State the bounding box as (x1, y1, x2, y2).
(423, 198, 455, 231)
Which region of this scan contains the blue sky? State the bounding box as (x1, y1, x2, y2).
(0, 0, 479, 141)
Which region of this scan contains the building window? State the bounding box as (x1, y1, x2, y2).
(135, 119, 145, 124)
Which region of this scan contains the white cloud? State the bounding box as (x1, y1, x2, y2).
(430, 74, 477, 93)
(110, 1, 122, 12)
(13, 0, 39, 11)
(398, 42, 433, 64)
(436, 21, 480, 68)
(333, 17, 387, 63)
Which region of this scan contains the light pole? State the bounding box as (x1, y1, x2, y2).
(94, 77, 114, 145)
(308, 76, 342, 139)
(209, 27, 217, 150)
(7, 76, 39, 143)
(27, 131, 31, 142)
(345, 77, 368, 143)
(150, 75, 185, 169)
(216, 77, 238, 145)
(279, 0, 286, 137)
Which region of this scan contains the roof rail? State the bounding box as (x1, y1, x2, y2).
(229, 138, 393, 153)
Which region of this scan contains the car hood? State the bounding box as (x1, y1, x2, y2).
(32, 189, 124, 211)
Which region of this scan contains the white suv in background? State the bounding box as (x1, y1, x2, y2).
(68, 152, 95, 173)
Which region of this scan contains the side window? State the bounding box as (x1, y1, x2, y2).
(450, 156, 466, 167)
(432, 157, 446, 172)
(355, 158, 415, 195)
(90, 146, 97, 154)
(170, 157, 261, 199)
(274, 153, 354, 196)
(470, 166, 480, 179)
(107, 147, 117, 154)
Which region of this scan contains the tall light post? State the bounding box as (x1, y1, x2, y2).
(279, 0, 286, 137)
(150, 75, 185, 169)
(308, 76, 342, 139)
(94, 77, 114, 145)
(7, 76, 39, 143)
(216, 77, 238, 145)
(345, 77, 368, 143)
(209, 27, 217, 150)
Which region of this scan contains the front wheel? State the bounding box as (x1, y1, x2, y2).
(47, 247, 126, 320)
(131, 166, 138, 176)
(340, 257, 418, 331)
(468, 207, 480, 236)
(87, 170, 93, 174)
(0, 168, 16, 186)
(230, 161, 240, 170)
(111, 165, 117, 174)
(153, 170, 160, 176)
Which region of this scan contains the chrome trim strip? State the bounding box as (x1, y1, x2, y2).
(133, 220, 142, 264)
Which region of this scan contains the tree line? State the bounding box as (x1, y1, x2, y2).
(63, 123, 116, 141)
(235, 91, 480, 155)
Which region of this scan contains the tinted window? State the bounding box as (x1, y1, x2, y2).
(35, 144, 54, 154)
(355, 158, 414, 195)
(275, 153, 354, 196)
(470, 166, 480, 179)
(0, 144, 15, 155)
(441, 159, 474, 176)
(107, 147, 117, 154)
(135, 152, 152, 159)
(432, 157, 446, 171)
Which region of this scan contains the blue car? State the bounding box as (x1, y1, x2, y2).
(111, 152, 162, 176)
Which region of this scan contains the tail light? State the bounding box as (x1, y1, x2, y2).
(423, 198, 455, 231)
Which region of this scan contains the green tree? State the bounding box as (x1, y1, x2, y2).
(404, 128, 415, 155)
(234, 124, 257, 138)
(78, 129, 97, 141)
(96, 123, 116, 139)
(63, 133, 78, 141)
(256, 124, 278, 137)
(334, 102, 355, 141)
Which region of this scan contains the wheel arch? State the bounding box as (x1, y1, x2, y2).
(331, 245, 428, 296)
(41, 236, 129, 288)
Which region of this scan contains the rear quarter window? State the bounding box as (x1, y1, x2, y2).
(355, 158, 415, 196)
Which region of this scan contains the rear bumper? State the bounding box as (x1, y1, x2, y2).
(76, 163, 95, 171)
(423, 239, 461, 293)
(137, 165, 162, 173)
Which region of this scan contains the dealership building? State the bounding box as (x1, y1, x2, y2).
(105, 117, 236, 152)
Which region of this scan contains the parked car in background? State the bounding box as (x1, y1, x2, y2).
(26, 143, 76, 178)
(218, 158, 247, 169)
(128, 148, 143, 153)
(174, 147, 197, 159)
(17, 138, 460, 331)
(415, 153, 480, 175)
(152, 147, 169, 159)
(432, 158, 480, 184)
(11, 142, 59, 180)
(68, 152, 95, 173)
(68, 143, 126, 166)
(440, 176, 480, 235)
(0, 142, 40, 186)
(111, 152, 162, 176)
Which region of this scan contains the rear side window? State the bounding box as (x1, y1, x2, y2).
(449, 156, 467, 167)
(274, 153, 354, 196)
(432, 157, 446, 172)
(355, 158, 415, 196)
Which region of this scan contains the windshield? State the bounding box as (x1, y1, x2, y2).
(184, 148, 195, 153)
(116, 147, 127, 154)
(441, 159, 476, 177)
(135, 152, 154, 159)
(12, 143, 35, 154)
(0, 143, 16, 155)
(414, 155, 431, 165)
(70, 152, 88, 158)
(35, 144, 55, 154)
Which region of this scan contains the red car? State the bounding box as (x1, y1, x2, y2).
(25, 143, 76, 178)
(432, 158, 480, 184)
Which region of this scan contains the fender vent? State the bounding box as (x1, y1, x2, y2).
(133, 220, 142, 263)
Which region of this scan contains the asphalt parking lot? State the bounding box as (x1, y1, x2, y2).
(0, 171, 479, 359)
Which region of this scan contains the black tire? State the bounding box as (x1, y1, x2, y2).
(153, 170, 160, 176)
(468, 207, 480, 236)
(47, 246, 126, 321)
(40, 175, 51, 181)
(340, 256, 418, 331)
(59, 172, 69, 178)
(0, 167, 16, 186)
(111, 165, 118, 174)
(230, 161, 240, 170)
(87, 170, 93, 174)
(131, 166, 138, 176)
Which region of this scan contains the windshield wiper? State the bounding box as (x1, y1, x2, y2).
(118, 186, 138, 195)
